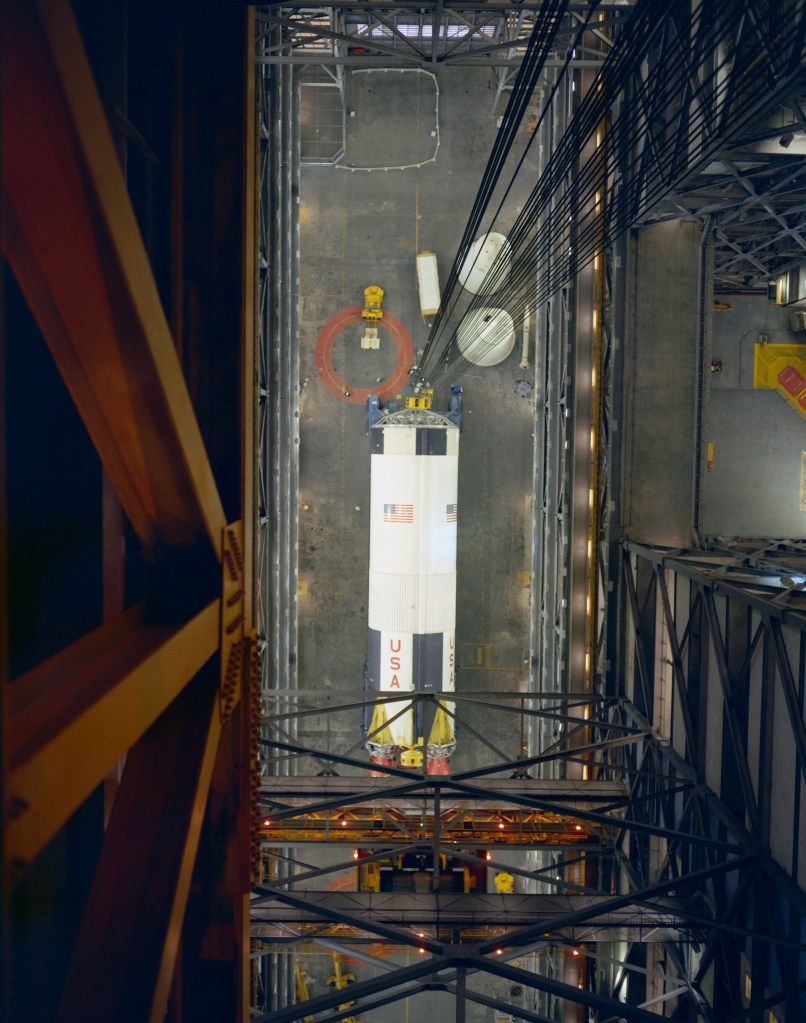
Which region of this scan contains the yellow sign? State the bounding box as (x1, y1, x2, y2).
(462, 643, 492, 668)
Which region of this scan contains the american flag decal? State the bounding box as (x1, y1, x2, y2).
(384, 503, 414, 523)
(446, 503, 458, 522)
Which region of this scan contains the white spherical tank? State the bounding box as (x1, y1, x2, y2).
(457, 232, 512, 295)
(366, 408, 458, 775)
(456, 307, 516, 366)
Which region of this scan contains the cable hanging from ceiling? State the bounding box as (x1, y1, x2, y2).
(419, 0, 806, 390)
(417, 0, 609, 385)
(414, 0, 580, 377)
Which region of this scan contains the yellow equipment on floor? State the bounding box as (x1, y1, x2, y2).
(754, 343, 806, 421)
(294, 961, 314, 1023)
(494, 871, 514, 894)
(362, 285, 384, 322)
(399, 740, 424, 769)
(327, 953, 359, 1023)
(405, 388, 433, 410)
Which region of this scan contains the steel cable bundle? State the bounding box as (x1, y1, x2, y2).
(419, 0, 806, 389)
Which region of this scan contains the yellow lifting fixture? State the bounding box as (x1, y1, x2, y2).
(327, 952, 359, 1023)
(294, 961, 315, 1023)
(494, 871, 514, 894)
(405, 387, 433, 410)
(362, 285, 384, 322)
(399, 738, 424, 769)
(361, 285, 384, 349)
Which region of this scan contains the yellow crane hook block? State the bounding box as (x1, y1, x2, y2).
(362, 285, 384, 322)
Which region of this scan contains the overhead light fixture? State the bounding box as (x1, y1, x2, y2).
(779, 132, 795, 148)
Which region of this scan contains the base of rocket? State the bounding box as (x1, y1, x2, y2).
(365, 697, 456, 775)
(368, 752, 398, 778)
(367, 746, 454, 776)
(366, 399, 461, 777)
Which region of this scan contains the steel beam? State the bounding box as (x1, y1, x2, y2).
(655, 565, 699, 761)
(56, 667, 223, 1023)
(260, 775, 628, 803)
(476, 854, 755, 955)
(260, 844, 423, 888)
(251, 956, 452, 1023)
(1, 0, 226, 555)
(254, 885, 446, 954)
(623, 551, 655, 713)
(455, 982, 555, 1023)
(251, 890, 697, 933)
(623, 543, 806, 627)
(477, 955, 674, 1023)
(444, 779, 743, 852)
(5, 599, 219, 877)
(768, 617, 806, 785)
(702, 589, 760, 834)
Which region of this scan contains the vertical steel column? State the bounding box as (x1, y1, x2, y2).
(691, 217, 713, 542)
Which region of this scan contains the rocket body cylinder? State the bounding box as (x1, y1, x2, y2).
(366, 412, 458, 770)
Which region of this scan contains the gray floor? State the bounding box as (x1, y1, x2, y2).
(621, 220, 700, 547)
(297, 68, 540, 772)
(621, 223, 806, 545)
(703, 294, 806, 537)
(288, 62, 806, 1023)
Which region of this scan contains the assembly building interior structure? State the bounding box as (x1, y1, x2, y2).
(3, 1, 806, 1021)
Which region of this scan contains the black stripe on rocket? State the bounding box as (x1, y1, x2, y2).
(367, 629, 443, 690)
(370, 427, 447, 456)
(367, 629, 444, 740)
(416, 429, 447, 455)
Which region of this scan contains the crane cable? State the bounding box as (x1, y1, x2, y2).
(420, 0, 609, 383)
(416, 0, 576, 379)
(423, 0, 789, 389)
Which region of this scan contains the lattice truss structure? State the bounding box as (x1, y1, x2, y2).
(3, 2, 259, 1019)
(252, 541, 806, 1022)
(256, 1, 626, 121)
(258, 47, 301, 721)
(627, 1, 806, 290)
(411, 0, 806, 405)
(254, 4, 806, 1020)
(256, 2, 626, 68)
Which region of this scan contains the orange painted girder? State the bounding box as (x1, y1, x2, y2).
(56, 669, 223, 1023)
(6, 599, 220, 876)
(1, 0, 226, 555)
